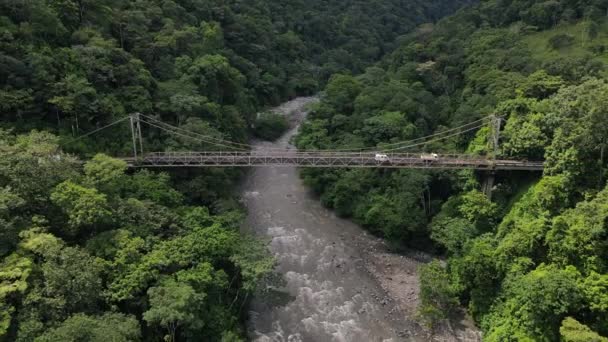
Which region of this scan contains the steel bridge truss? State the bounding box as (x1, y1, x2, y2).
(123, 151, 544, 171)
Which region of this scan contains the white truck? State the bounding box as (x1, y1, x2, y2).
(375, 153, 391, 162)
(420, 153, 439, 160)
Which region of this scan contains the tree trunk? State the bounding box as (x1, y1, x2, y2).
(599, 144, 605, 189)
(169, 322, 177, 342)
(427, 187, 431, 216)
(229, 289, 240, 310)
(119, 24, 124, 49)
(421, 192, 426, 216)
(227, 272, 239, 292)
(77, 0, 84, 25)
(238, 292, 250, 314)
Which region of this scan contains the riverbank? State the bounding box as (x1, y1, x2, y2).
(353, 233, 481, 341)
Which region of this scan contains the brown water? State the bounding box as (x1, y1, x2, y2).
(241, 97, 427, 342)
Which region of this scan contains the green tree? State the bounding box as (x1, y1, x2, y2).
(41, 246, 104, 313)
(143, 279, 200, 342)
(48, 74, 98, 134)
(35, 313, 140, 342)
(458, 189, 498, 229)
(83, 154, 127, 194)
(431, 217, 477, 255)
(483, 265, 583, 341)
(121, 170, 183, 207)
(253, 112, 289, 141)
(560, 317, 608, 342)
(0, 254, 32, 338)
(50, 181, 111, 233)
(0, 186, 26, 255)
(548, 34, 576, 49)
(418, 260, 459, 327)
(518, 70, 565, 99)
(323, 74, 362, 115)
(546, 184, 608, 272)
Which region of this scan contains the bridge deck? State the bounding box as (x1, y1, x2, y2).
(122, 152, 544, 171)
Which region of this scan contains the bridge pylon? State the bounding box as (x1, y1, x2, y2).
(482, 114, 503, 199)
(489, 114, 501, 158)
(129, 113, 144, 159)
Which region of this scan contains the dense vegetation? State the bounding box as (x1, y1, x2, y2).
(0, 0, 476, 341)
(296, 0, 608, 339)
(0, 130, 274, 341)
(0, 0, 471, 152)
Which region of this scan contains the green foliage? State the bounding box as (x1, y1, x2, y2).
(0, 254, 32, 338)
(518, 70, 565, 99)
(35, 313, 141, 342)
(418, 261, 459, 327)
(51, 181, 111, 233)
(483, 265, 583, 341)
(295, 5, 608, 339)
(493, 175, 570, 271)
(121, 170, 183, 207)
(459, 190, 498, 226)
(0, 130, 273, 341)
(546, 185, 608, 273)
(4, 0, 608, 340)
(432, 217, 476, 254)
(253, 112, 289, 141)
(324, 74, 362, 115)
(230, 237, 275, 293)
(143, 279, 200, 342)
(467, 126, 491, 156)
(40, 246, 104, 313)
(548, 34, 576, 50)
(0, 0, 471, 154)
(0, 129, 79, 212)
(560, 317, 608, 342)
(83, 154, 127, 192)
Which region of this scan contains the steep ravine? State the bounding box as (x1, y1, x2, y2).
(241, 97, 480, 342)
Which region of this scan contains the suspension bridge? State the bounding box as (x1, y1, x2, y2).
(123, 151, 543, 170)
(73, 113, 544, 172)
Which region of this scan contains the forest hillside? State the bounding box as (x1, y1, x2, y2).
(296, 0, 608, 340)
(0, 0, 473, 341)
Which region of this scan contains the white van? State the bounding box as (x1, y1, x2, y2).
(420, 153, 439, 160)
(375, 154, 390, 162)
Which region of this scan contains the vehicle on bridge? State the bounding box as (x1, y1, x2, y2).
(420, 153, 439, 160)
(374, 153, 391, 162)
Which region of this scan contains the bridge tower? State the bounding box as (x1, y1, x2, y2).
(482, 114, 502, 198)
(489, 114, 501, 158)
(129, 113, 144, 159)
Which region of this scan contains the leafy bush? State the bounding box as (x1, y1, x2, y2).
(560, 317, 608, 342)
(548, 34, 575, 49)
(417, 261, 459, 328)
(253, 112, 289, 141)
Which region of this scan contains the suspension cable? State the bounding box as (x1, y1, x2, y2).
(139, 114, 254, 150)
(379, 123, 486, 152)
(65, 116, 131, 143)
(311, 116, 493, 152)
(140, 112, 495, 153)
(139, 119, 249, 151)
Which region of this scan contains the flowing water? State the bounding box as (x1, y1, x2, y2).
(241, 97, 427, 342)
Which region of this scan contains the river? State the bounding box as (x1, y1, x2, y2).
(241, 97, 480, 342)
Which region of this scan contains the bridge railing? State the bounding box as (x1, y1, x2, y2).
(140, 151, 491, 160)
(124, 151, 544, 171)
